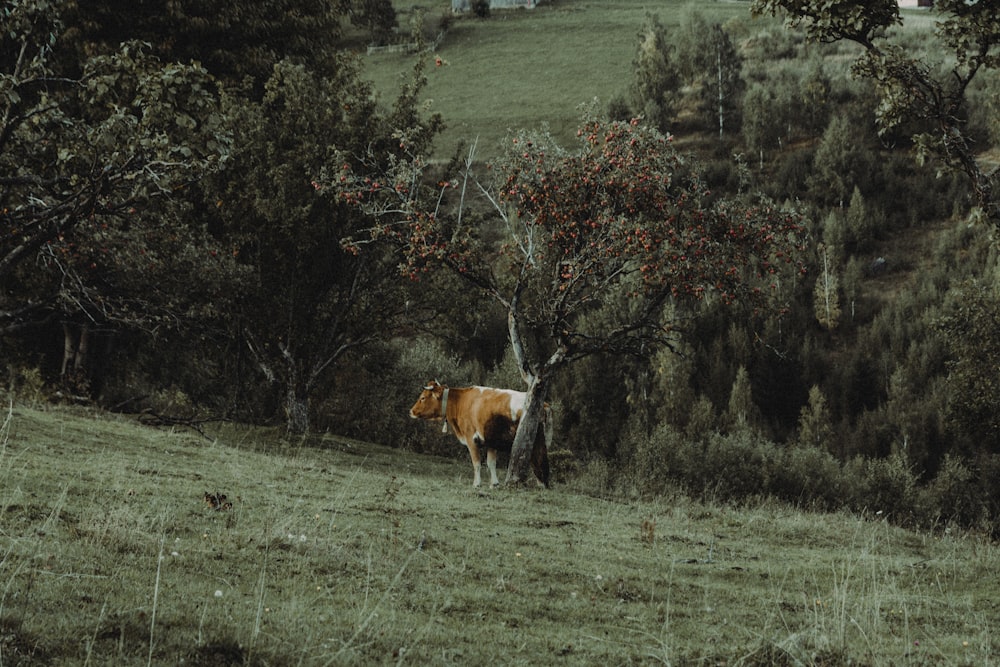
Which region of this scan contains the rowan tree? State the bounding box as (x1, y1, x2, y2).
(337, 113, 807, 484)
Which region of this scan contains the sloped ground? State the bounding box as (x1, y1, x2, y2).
(0, 404, 996, 665)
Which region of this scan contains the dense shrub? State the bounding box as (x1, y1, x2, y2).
(615, 423, 997, 533)
(921, 455, 986, 528)
(848, 455, 918, 524)
(770, 445, 847, 510)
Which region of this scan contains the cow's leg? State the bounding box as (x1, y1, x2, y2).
(467, 440, 482, 487)
(486, 448, 500, 487)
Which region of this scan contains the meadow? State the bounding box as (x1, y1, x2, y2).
(361, 0, 939, 160)
(361, 0, 755, 159)
(1, 403, 997, 665)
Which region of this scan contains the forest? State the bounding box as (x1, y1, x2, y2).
(3, 0, 1000, 532)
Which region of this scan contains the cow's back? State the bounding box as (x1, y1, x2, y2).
(450, 386, 525, 448)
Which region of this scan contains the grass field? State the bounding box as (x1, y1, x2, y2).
(361, 0, 757, 159)
(361, 0, 941, 161)
(1, 403, 997, 665)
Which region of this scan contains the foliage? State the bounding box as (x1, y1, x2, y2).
(629, 13, 680, 133)
(338, 111, 807, 481)
(0, 1, 231, 334)
(752, 0, 1000, 223)
(796, 384, 833, 450)
(347, 0, 398, 45)
(812, 244, 841, 329)
(808, 112, 878, 206)
(205, 58, 440, 433)
(696, 24, 746, 137)
(63, 0, 347, 90)
(938, 281, 1000, 451)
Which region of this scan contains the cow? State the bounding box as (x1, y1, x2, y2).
(409, 380, 550, 488)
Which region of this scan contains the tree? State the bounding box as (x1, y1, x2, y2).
(808, 113, 877, 207)
(63, 0, 347, 91)
(725, 365, 760, 433)
(629, 13, 681, 133)
(752, 0, 1000, 224)
(797, 384, 833, 449)
(703, 24, 745, 139)
(210, 59, 440, 434)
(337, 114, 807, 484)
(741, 83, 784, 170)
(813, 243, 841, 330)
(348, 0, 398, 45)
(938, 281, 1000, 452)
(1, 2, 231, 338)
(673, 10, 744, 137)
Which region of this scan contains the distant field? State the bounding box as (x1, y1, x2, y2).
(361, 0, 942, 161)
(1, 404, 997, 665)
(362, 0, 758, 159)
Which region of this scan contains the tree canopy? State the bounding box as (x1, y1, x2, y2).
(1, 1, 231, 334)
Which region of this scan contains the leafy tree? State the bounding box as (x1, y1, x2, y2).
(752, 0, 1000, 224)
(808, 113, 877, 206)
(1, 2, 231, 339)
(348, 0, 398, 45)
(797, 384, 834, 450)
(629, 13, 680, 133)
(938, 282, 1000, 452)
(673, 9, 744, 136)
(703, 24, 745, 138)
(337, 114, 807, 484)
(798, 56, 832, 136)
(725, 365, 760, 433)
(813, 243, 841, 330)
(741, 83, 784, 169)
(209, 59, 440, 434)
(673, 7, 714, 87)
(63, 0, 346, 90)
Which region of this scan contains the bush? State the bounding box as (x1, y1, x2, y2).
(770, 445, 846, 511)
(922, 455, 986, 528)
(471, 0, 490, 19)
(852, 454, 918, 525)
(614, 420, 1000, 533)
(623, 423, 686, 497)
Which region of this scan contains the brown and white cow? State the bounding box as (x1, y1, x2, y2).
(409, 380, 550, 488)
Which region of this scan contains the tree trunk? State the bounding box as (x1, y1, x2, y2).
(61, 323, 90, 391)
(506, 374, 549, 485)
(285, 385, 310, 435)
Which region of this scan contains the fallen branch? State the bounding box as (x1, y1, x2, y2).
(137, 410, 229, 440)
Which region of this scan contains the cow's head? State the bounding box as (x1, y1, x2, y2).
(409, 380, 446, 421)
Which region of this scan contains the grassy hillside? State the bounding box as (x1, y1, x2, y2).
(1, 404, 996, 665)
(362, 0, 755, 159)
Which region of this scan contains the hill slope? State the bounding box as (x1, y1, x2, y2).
(1, 405, 996, 665)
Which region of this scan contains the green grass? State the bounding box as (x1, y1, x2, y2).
(362, 0, 756, 159)
(362, 0, 943, 162)
(1, 403, 997, 665)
